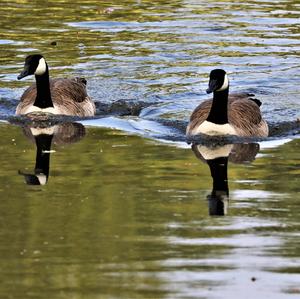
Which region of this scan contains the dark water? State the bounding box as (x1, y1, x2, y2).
(0, 0, 300, 298)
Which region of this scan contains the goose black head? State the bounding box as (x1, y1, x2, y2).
(18, 54, 47, 80)
(206, 69, 229, 94)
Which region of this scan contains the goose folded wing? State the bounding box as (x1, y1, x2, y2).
(51, 78, 89, 103)
(229, 99, 262, 128)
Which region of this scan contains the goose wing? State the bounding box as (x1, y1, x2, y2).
(51, 78, 88, 103)
(50, 78, 95, 116)
(229, 98, 263, 127)
(189, 99, 211, 125)
(18, 84, 36, 105)
(229, 98, 268, 137)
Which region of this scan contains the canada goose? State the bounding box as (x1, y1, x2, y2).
(16, 54, 96, 117)
(186, 69, 268, 137)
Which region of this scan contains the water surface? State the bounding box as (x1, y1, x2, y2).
(0, 1, 300, 298)
(0, 123, 300, 299)
(1, 0, 300, 127)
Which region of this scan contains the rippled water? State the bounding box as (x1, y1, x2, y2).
(1, 0, 300, 126)
(0, 1, 300, 298)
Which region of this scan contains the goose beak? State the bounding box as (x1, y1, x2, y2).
(17, 67, 29, 80)
(206, 79, 218, 94)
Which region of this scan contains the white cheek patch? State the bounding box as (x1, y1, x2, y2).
(34, 57, 47, 75)
(216, 74, 229, 91)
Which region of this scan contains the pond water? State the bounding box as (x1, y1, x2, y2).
(0, 0, 300, 298)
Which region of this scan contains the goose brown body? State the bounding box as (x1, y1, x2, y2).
(16, 77, 95, 116)
(187, 93, 268, 137)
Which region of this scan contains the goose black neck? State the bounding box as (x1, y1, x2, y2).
(34, 134, 53, 178)
(34, 67, 54, 109)
(206, 88, 229, 124)
(207, 157, 229, 195)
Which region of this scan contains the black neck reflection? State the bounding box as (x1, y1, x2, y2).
(18, 122, 86, 185)
(191, 142, 260, 216)
(20, 134, 53, 185)
(206, 157, 229, 216)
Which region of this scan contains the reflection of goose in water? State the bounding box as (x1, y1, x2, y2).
(19, 123, 85, 185)
(192, 143, 260, 216)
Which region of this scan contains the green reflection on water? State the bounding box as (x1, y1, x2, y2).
(0, 123, 300, 298)
(0, 123, 211, 299)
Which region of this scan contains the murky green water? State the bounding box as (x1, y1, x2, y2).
(1, 0, 300, 298)
(0, 123, 300, 299)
